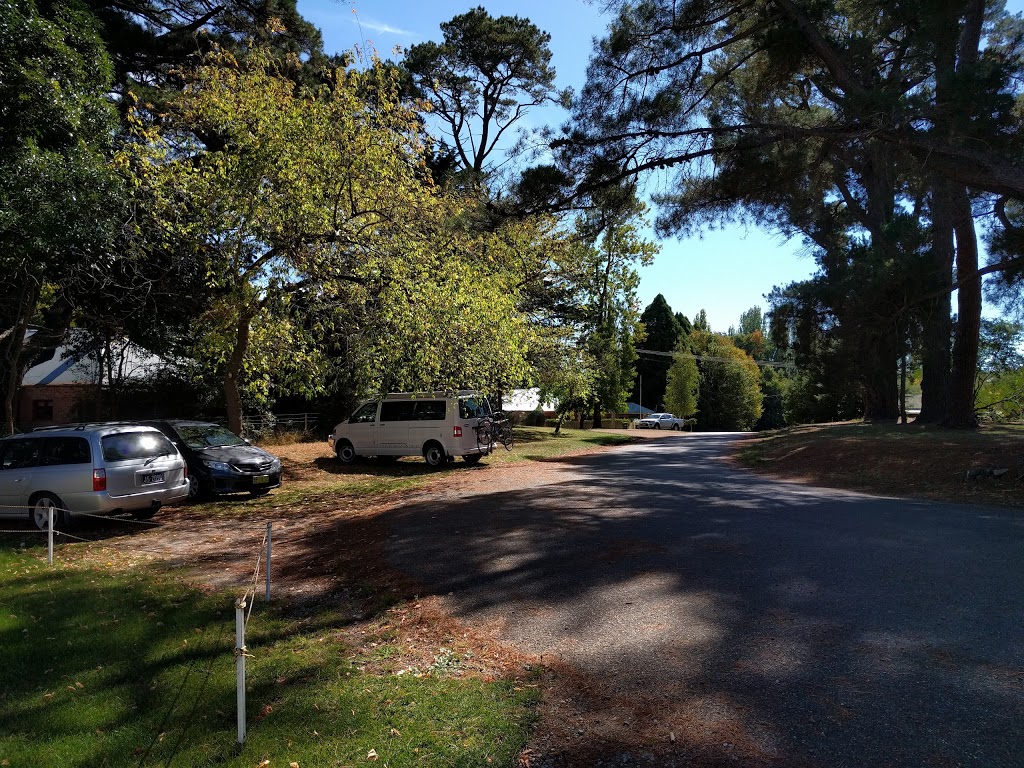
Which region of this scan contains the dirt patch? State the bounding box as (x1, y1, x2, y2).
(737, 422, 1024, 508)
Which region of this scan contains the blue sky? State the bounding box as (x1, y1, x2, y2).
(299, 0, 1019, 332)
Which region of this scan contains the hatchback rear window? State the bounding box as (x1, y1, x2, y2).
(101, 432, 176, 462)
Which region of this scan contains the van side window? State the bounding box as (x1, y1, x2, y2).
(413, 401, 446, 421)
(41, 437, 91, 466)
(0, 439, 41, 470)
(349, 402, 378, 424)
(380, 401, 414, 421)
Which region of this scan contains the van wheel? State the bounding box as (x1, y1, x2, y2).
(30, 494, 67, 532)
(462, 454, 482, 465)
(336, 440, 357, 464)
(423, 442, 446, 468)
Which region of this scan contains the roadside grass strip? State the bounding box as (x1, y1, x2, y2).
(0, 548, 537, 767)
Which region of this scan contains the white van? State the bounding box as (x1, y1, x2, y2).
(328, 391, 494, 467)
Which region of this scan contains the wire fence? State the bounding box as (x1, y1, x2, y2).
(0, 504, 274, 746)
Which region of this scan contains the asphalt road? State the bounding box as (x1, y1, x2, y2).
(383, 434, 1024, 766)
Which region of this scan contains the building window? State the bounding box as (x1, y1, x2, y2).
(32, 399, 54, 421)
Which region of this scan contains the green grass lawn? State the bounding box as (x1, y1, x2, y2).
(0, 548, 538, 767)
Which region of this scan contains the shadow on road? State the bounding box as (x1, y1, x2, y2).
(282, 434, 1024, 766)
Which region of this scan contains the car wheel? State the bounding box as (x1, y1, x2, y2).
(30, 493, 67, 532)
(336, 440, 357, 464)
(656, 423, 662, 430)
(423, 441, 446, 468)
(462, 454, 482, 465)
(672, 423, 681, 431)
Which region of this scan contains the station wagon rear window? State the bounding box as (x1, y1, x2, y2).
(101, 432, 176, 462)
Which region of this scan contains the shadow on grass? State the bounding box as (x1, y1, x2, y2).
(0, 542, 536, 768)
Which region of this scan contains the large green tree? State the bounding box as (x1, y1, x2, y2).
(0, 0, 124, 434)
(635, 294, 684, 410)
(690, 330, 763, 431)
(551, 0, 1024, 429)
(136, 45, 533, 432)
(663, 342, 699, 419)
(404, 6, 569, 184)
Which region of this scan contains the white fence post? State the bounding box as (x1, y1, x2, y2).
(265, 522, 272, 602)
(235, 598, 247, 744)
(47, 507, 53, 565)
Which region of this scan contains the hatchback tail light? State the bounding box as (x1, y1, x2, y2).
(93, 468, 107, 492)
(453, 426, 463, 438)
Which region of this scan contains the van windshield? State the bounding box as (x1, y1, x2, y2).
(459, 397, 491, 419)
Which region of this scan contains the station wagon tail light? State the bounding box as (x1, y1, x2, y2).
(453, 426, 463, 438)
(93, 468, 107, 492)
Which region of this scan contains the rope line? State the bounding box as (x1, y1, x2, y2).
(242, 529, 268, 625)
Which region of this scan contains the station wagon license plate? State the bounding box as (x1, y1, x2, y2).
(252, 475, 270, 485)
(140, 472, 164, 485)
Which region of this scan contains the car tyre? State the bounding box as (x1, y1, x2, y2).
(30, 493, 68, 532)
(423, 441, 446, 468)
(656, 423, 662, 430)
(336, 440, 357, 464)
(672, 424, 681, 431)
(462, 454, 482, 465)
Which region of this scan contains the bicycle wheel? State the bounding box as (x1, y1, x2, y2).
(497, 420, 514, 449)
(475, 420, 494, 449)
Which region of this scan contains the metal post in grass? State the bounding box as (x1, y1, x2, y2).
(47, 507, 53, 565)
(265, 522, 272, 602)
(235, 598, 247, 744)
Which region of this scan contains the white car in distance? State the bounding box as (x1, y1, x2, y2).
(636, 412, 688, 430)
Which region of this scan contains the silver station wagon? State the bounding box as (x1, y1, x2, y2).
(0, 424, 189, 530)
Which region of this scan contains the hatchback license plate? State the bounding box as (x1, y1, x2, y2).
(253, 475, 270, 485)
(140, 472, 164, 485)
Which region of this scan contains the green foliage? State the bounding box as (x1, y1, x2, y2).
(756, 366, 790, 430)
(0, 0, 123, 433)
(690, 330, 763, 431)
(636, 294, 684, 409)
(132, 44, 537, 428)
(664, 343, 699, 418)
(404, 6, 568, 177)
(975, 318, 1024, 421)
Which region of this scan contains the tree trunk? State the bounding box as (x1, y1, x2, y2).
(944, 185, 981, 428)
(1, 285, 40, 435)
(861, 328, 899, 421)
(593, 400, 603, 428)
(916, 176, 955, 424)
(224, 308, 253, 435)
